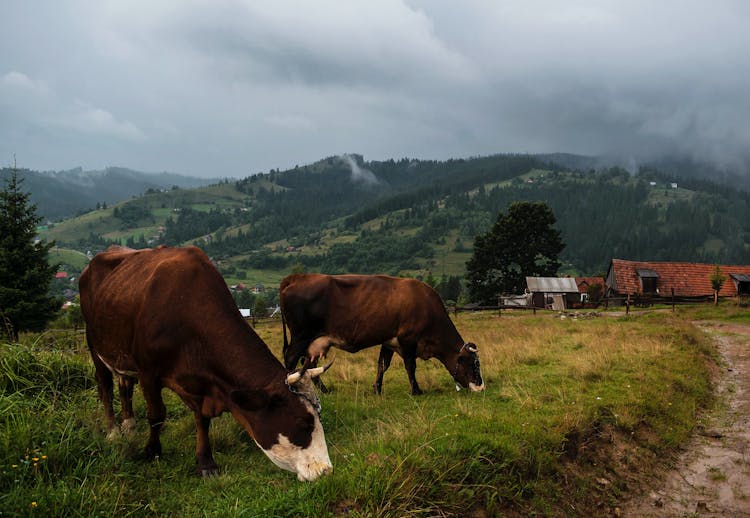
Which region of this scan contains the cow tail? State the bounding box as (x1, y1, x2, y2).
(281, 310, 289, 363)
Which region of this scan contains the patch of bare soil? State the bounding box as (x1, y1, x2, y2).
(620, 321, 750, 517)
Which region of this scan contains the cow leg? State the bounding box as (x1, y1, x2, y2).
(194, 414, 218, 477)
(373, 346, 395, 395)
(91, 352, 118, 437)
(140, 377, 166, 459)
(283, 339, 307, 371)
(118, 375, 137, 434)
(403, 355, 423, 396)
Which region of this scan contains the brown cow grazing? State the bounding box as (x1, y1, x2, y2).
(280, 273, 485, 395)
(79, 245, 332, 481)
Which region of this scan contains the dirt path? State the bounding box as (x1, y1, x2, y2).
(622, 321, 750, 517)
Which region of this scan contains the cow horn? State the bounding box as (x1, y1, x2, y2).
(308, 360, 334, 379)
(286, 359, 334, 385)
(286, 357, 312, 385)
(286, 370, 303, 385)
(465, 343, 478, 353)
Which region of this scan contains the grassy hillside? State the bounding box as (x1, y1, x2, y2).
(0, 308, 722, 516)
(40, 154, 750, 289)
(48, 248, 89, 271)
(41, 182, 251, 246)
(2, 166, 213, 221)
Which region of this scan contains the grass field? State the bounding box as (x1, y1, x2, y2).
(0, 307, 724, 516)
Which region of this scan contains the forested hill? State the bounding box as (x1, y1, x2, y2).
(44, 154, 750, 283)
(0, 166, 213, 220)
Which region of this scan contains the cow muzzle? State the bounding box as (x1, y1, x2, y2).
(296, 460, 333, 482)
(469, 382, 485, 392)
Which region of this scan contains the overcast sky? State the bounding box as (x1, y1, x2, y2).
(2, 1, 749, 178)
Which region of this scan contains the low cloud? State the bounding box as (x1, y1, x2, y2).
(64, 101, 145, 141)
(339, 154, 380, 186)
(1, 71, 49, 96)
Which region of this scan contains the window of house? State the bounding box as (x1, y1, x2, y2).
(636, 268, 659, 294)
(730, 274, 750, 295)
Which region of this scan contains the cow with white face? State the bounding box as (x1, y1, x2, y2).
(79, 245, 333, 480)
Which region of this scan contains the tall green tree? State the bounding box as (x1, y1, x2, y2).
(466, 201, 564, 304)
(0, 166, 60, 341)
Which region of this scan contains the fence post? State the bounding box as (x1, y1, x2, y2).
(497, 295, 501, 317)
(626, 293, 630, 315)
(671, 287, 675, 312)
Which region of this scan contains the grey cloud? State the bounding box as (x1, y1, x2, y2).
(1, 1, 748, 177)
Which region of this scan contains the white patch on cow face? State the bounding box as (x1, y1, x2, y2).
(257, 401, 332, 481)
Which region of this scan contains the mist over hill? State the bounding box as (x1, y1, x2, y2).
(0, 166, 214, 221)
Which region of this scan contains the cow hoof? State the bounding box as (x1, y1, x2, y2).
(121, 418, 136, 434)
(199, 467, 219, 478)
(145, 443, 162, 460)
(411, 388, 423, 396)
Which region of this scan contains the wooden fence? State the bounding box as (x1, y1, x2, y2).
(450, 291, 749, 316)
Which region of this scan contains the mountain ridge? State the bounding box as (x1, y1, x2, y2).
(41, 153, 750, 289)
(1, 166, 214, 220)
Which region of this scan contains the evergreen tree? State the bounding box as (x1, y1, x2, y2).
(466, 201, 564, 304)
(0, 166, 60, 341)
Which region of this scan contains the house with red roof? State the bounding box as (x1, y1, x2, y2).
(605, 259, 750, 299)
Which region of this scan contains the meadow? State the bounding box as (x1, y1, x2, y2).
(0, 308, 725, 516)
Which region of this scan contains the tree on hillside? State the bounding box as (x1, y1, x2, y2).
(0, 165, 60, 341)
(466, 201, 564, 304)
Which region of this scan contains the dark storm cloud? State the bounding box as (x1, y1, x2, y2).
(1, 1, 748, 177)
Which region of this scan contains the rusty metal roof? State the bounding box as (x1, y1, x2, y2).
(525, 276, 579, 293)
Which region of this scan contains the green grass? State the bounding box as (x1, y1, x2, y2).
(0, 309, 724, 516)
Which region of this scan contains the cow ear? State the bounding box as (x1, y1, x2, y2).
(230, 389, 269, 412)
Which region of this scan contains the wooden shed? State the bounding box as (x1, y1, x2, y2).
(525, 277, 580, 310)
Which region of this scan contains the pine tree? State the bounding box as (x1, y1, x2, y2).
(0, 165, 60, 341)
(466, 201, 564, 304)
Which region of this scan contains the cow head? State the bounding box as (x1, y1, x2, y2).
(229, 365, 332, 481)
(453, 343, 485, 392)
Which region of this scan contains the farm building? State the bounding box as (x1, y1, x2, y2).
(576, 276, 605, 302)
(605, 259, 750, 299)
(525, 276, 580, 310)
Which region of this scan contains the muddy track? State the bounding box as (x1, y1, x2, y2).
(621, 321, 750, 517)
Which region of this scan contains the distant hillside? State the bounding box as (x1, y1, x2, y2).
(539, 153, 750, 190)
(0, 166, 214, 220)
(44, 153, 750, 289)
